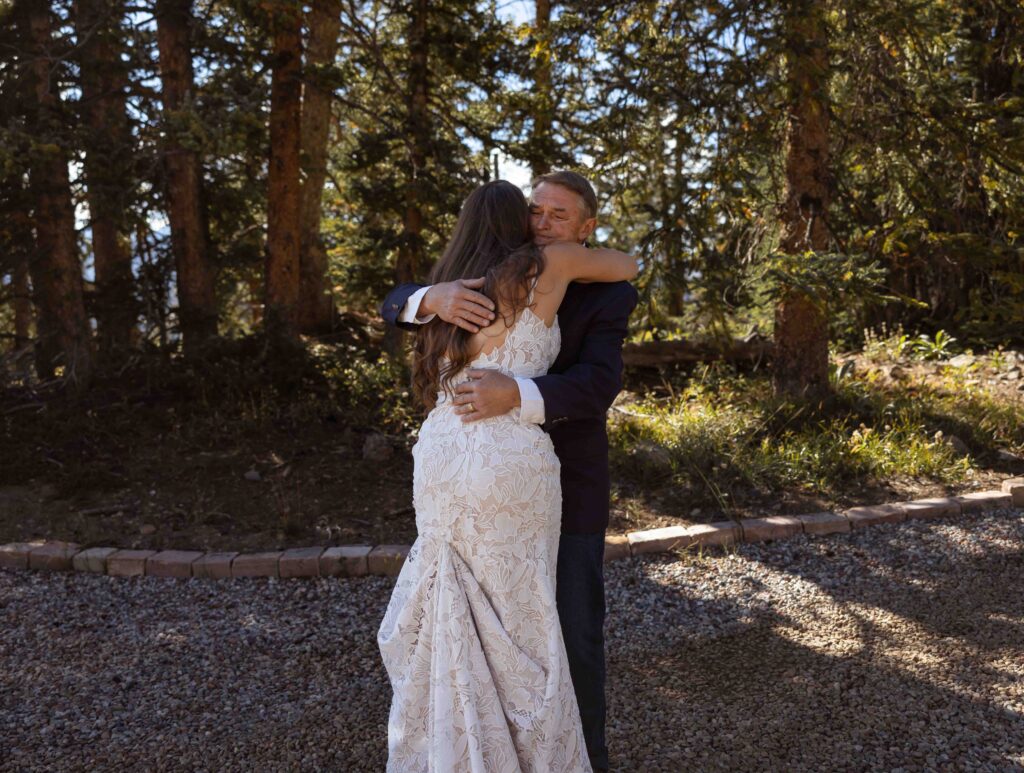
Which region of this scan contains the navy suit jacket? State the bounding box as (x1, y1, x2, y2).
(381, 280, 639, 533)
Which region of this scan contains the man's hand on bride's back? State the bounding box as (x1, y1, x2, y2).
(422, 277, 496, 333)
(453, 369, 520, 423)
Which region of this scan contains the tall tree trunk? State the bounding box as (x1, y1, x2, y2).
(155, 0, 217, 355)
(5, 173, 35, 357)
(530, 0, 553, 180)
(772, 0, 831, 400)
(265, 0, 304, 343)
(21, 3, 95, 385)
(386, 0, 430, 355)
(665, 130, 686, 317)
(397, 0, 429, 287)
(297, 0, 341, 336)
(74, 0, 136, 360)
(12, 253, 33, 354)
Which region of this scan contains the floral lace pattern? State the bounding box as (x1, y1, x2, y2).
(378, 305, 592, 772)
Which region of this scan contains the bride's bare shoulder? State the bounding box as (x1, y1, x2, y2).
(527, 247, 572, 320)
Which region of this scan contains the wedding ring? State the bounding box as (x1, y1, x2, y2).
(468, 402, 476, 412)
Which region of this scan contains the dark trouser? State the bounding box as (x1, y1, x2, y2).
(556, 531, 608, 770)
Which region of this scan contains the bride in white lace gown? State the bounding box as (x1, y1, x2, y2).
(378, 181, 637, 772)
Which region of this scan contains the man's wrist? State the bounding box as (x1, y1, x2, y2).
(418, 286, 434, 317)
(508, 381, 522, 408)
(515, 377, 545, 424)
(398, 285, 434, 324)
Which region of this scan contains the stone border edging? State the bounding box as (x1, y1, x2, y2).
(3, 480, 1023, 581)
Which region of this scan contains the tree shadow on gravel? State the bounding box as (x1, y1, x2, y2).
(4, 524, 1023, 773)
(602, 540, 1024, 773)
(745, 517, 1024, 664)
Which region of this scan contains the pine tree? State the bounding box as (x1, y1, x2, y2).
(155, 0, 218, 354)
(74, 0, 137, 359)
(772, 0, 832, 399)
(19, 0, 95, 384)
(297, 0, 342, 335)
(264, 0, 304, 343)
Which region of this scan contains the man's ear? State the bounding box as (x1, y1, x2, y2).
(578, 217, 597, 242)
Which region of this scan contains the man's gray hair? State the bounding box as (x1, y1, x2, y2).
(531, 170, 598, 220)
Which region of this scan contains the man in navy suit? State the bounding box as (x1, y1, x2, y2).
(380, 171, 638, 772)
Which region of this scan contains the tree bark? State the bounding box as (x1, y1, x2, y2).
(530, 0, 553, 180)
(772, 0, 831, 400)
(265, 0, 304, 342)
(74, 0, 136, 360)
(21, 3, 95, 385)
(155, 0, 218, 355)
(386, 0, 430, 356)
(5, 173, 35, 356)
(297, 0, 341, 336)
(12, 252, 33, 354)
(665, 129, 686, 317)
(397, 0, 429, 288)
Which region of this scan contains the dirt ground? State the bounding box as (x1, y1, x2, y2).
(0, 425, 418, 552)
(0, 453, 1008, 553)
(1, 351, 1021, 552)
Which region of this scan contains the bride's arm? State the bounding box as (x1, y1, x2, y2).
(543, 241, 639, 284)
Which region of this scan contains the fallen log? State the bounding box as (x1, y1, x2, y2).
(622, 338, 773, 367)
(77, 503, 134, 517)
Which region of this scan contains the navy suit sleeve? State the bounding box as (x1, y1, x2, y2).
(380, 283, 427, 332)
(532, 282, 639, 424)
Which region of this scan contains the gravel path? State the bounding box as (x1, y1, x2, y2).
(3, 508, 1023, 772)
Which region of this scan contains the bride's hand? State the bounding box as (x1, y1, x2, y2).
(421, 278, 496, 333)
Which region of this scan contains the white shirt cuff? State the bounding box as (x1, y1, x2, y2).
(397, 286, 436, 324)
(515, 378, 546, 424)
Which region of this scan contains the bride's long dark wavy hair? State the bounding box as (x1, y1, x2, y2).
(413, 180, 545, 410)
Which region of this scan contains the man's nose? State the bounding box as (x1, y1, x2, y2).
(535, 213, 550, 229)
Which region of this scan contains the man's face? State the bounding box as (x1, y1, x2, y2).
(528, 182, 597, 246)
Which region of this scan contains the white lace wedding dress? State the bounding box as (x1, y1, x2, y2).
(377, 300, 592, 773)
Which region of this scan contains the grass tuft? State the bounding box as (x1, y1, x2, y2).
(610, 359, 1022, 517)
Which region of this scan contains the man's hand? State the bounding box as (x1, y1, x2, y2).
(453, 369, 521, 422)
(421, 278, 496, 332)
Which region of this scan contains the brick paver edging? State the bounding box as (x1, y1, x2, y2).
(3, 480, 1023, 580)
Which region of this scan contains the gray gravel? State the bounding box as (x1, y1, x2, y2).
(2, 508, 1023, 772)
